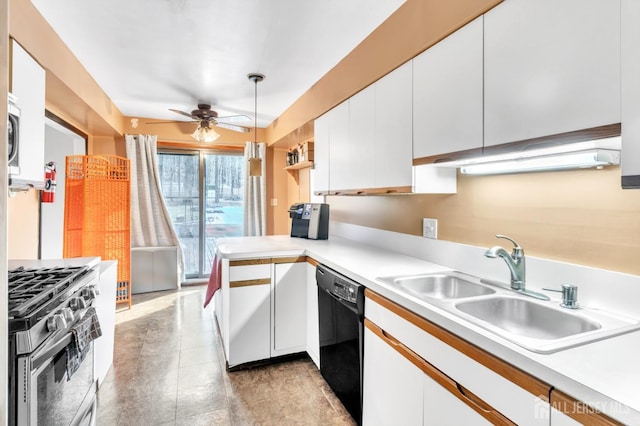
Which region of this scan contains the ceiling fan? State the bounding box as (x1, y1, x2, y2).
(148, 103, 252, 142)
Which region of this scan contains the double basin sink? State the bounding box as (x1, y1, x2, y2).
(377, 271, 640, 353)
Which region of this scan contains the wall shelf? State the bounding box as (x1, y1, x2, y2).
(285, 161, 314, 171)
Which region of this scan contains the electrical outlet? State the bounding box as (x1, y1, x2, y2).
(423, 218, 438, 239)
(270, 198, 278, 207)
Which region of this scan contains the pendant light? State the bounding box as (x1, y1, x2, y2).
(247, 73, 265, 177)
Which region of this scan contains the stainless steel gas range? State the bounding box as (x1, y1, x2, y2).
(8, 258, 102, 426)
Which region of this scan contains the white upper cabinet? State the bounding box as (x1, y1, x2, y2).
(413, 16, 484, 159)
(374, 61, 413, 189)
(347, 85, 376, 191)
(621, 0, 640, 188)
(327, 101, 350, 193)
(10, 40, 46, 189)
(484, 0, 621, 147)
(312, 113, 330, 194)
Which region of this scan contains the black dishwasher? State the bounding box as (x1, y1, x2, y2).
(316, 264, 365, 425)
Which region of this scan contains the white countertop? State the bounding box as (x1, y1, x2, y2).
(215, 235, 640, 424)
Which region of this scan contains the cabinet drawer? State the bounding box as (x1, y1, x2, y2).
(229, 263, 271, 282)
(365, 290, 551, 425)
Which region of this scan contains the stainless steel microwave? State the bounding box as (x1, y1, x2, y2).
(8, 92, 20, 176)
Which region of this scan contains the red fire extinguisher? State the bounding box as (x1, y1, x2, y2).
(42, 161, 56, 203)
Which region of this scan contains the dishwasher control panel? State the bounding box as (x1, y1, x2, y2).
(332, 279, 359, 304)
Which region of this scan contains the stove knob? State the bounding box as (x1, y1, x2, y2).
(70, 297, 87, 311)
(61, 307, 75, 322)
(47, 314, 67, 332)
(81, 285, 99, 299)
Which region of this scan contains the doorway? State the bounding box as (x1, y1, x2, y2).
(157, 149, 245, 278)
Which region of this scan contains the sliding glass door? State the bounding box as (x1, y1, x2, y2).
(157, 150, 245, 278)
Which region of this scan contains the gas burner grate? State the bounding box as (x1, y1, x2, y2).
(8, 266, 90, 318)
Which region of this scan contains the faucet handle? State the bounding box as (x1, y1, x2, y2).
(495, 235, 523, 258)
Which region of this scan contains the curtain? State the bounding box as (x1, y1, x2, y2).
(125, 134, 185, 283)
(244, 142, 267, 236)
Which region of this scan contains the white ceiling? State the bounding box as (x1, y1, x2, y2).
(32, 0, 406, 128)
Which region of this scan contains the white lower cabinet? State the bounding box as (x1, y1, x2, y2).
(272, 260, 307, 356)
(364, 291, 552, 425)
(95, 261, 117, 388)
(363, 327, 423, 425)
(228, 279, 271, 366)
(305, 261, 320, 368)
(226, 260, 272, 367)
(223, 257, 311, 368)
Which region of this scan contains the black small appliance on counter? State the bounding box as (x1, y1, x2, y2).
(289, 203, 329, 240)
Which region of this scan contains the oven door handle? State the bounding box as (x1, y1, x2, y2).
(31, 333, 73, 370)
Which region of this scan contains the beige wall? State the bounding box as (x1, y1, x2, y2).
(7, 190, 39, 258)
(328, 167, 640, 276)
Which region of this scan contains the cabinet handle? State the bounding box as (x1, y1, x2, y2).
(455, 383, 493, 414)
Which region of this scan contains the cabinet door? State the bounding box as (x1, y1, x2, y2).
(272, 262, 307, 356)
(95, 261, 117, 388)
(423, 374, 493, 426)
(374, 61, 413, 188)
(227, 261, 272, 367)
(313, 113, 330, 194)
(363, 327, 423, 426)
(413, 17, 483, 159)
(347, 85, 376, 190)
(484, 0, 621, 146)
(228, 283, 271, 366)
(10, 40, 46, 188)
(305, 262, 320, 368)
(327, 101, 351, 192)
(621, 0, 640, 188)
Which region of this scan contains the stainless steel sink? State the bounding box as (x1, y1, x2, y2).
(453, 295, 640, 353)
(379, 272, 495, 300)
(376, 270, 640, 353)
(455, 296, 601, 339)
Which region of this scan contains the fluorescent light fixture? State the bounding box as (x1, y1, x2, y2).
(192, 123, 220, 143)
(460, 149, 620, 175)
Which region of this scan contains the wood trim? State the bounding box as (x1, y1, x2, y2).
(306, 257, 319, 267)
(412, 123, 621, 166)
(550, 389, 624, 426)
(366, 320, 516, 425)
(272, 256, 307, 264)
(230, 258, 272, 267)
(365, 289, 552, 402)
(327, 186, 414, 196)
(229, 278, 271, 288)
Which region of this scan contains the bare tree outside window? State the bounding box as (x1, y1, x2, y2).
(157, 151, 245, 278)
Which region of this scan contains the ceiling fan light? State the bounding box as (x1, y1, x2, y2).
(192, 124, 220, 143)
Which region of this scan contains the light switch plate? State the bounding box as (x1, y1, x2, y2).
(423, 218, 438, 239)
(270, 198, 278, 207)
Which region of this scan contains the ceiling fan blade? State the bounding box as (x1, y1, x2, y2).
(169, 108, 196, 119)
(145, 120, 198, 124)
(216, 114, 252, 123)
(215, 122, 251, 133)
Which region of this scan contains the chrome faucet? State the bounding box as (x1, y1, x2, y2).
(485, 235, 526, 290)
(484, 235, 549, 301)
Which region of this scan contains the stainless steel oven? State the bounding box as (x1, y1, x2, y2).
(17, 319, 97, 426)
(8, 263, 101, 426)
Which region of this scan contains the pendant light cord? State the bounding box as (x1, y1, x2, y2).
(254, 78, 258, 158)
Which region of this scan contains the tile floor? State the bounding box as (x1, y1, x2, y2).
(96, 286, 356, 426)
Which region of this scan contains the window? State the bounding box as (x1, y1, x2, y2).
(157, 149, 245, 278)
